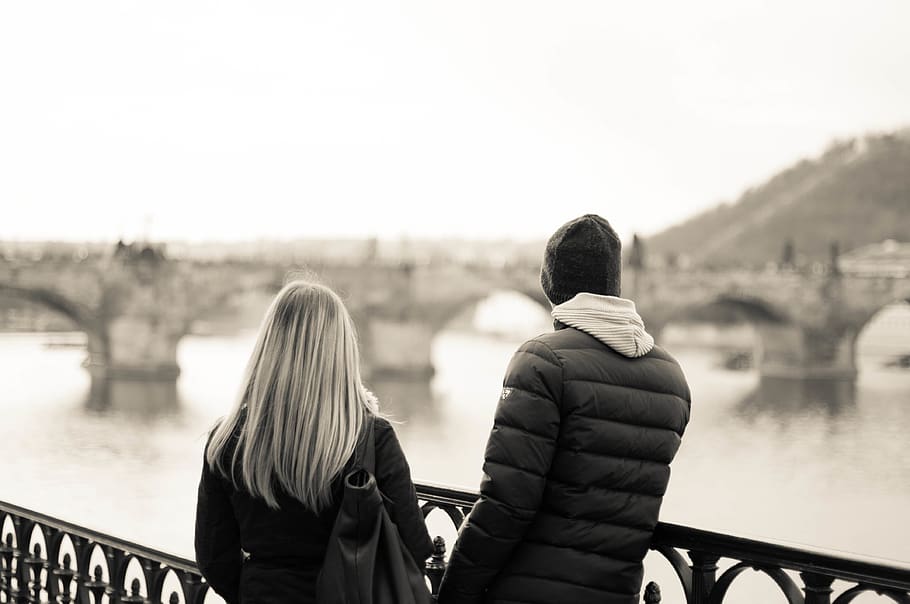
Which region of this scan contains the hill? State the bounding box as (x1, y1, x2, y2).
(645, 131, 910, 268)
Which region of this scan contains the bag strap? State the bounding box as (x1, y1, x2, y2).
(353, 414, 376, 475)
(363, 415, 376, 475)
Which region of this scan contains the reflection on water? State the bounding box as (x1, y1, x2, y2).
(86, 378, 181, 416)
(368, 377, 436, 423)
(736, 376, 858, 419)
(0, 316, 908, 567)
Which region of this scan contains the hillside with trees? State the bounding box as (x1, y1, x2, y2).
(645, 131, 910, 268)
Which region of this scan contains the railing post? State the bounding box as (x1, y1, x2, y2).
(121, 577, 147, 603)
(52, 553, 76, 604)
(688, 551, 720, 604)
(84, 564, 109, 604)
(802, 572, 835, 604)
(106, 546, 125, 604)
(425, 536, 447, 598)
(8, 548, 23, 604)
(0, 533, 15, 601)
(12, 517, 33, 604)
(22, 542, 46, 604)
(182, 569, 208, 604)
(69, 535, 91, 604)
(644, 581, 662, 604)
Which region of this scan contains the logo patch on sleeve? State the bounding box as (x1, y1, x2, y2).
(500, 387, 513, 400)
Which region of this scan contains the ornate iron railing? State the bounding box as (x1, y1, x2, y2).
(2, 485, 908, 603)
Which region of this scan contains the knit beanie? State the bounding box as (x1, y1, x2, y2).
(540, 214, 622, 305)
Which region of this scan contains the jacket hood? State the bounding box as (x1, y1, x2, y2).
(551, 292, 654, 358)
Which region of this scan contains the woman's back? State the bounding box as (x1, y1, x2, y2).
(196, 414, 433, 604)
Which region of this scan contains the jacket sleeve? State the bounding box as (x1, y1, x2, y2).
(374, 418, 435, 566)
(436, 339, 563, 604)
(194, 449, 242, 604)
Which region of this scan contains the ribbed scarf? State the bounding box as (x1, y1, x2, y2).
(551, 292, 654, 358)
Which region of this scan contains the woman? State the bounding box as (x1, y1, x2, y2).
(195, 280, 433, 604)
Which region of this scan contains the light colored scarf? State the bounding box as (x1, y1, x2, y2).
(551, 292, 654, 358)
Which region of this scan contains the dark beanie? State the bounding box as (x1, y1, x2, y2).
(540, 214, 622, 305)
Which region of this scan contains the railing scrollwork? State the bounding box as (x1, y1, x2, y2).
(1, 503, 206, 604)
(2, 486, 908, 603)
(647, 522, 910, 604)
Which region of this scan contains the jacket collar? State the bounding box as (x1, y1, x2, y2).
(550, 293, 654, 358)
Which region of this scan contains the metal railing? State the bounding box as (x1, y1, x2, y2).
(2, 485, 908, 603)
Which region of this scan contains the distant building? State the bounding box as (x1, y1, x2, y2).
(113, 240, 167, 263)
(838, 240, 910, 278)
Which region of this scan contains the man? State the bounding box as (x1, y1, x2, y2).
(437, 214, 691, 604)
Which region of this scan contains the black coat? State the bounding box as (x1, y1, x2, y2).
(437, 323, 691, 604)
(195, 414, 434, 604)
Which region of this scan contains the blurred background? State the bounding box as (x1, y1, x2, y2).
(1, 0, 909, 595)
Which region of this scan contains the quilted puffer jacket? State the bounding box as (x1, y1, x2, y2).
(437, 321, 691, 604)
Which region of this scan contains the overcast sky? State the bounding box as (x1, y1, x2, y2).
(2, 1, 909, 242)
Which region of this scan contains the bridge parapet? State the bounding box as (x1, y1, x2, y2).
(2, 487, 908, 604)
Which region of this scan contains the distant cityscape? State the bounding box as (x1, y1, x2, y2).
(3, 233, 908, 274)
(0, 237, 547, 267)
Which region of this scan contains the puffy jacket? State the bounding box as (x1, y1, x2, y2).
(437, 322, 691, 604)
(195, 414, 434, 604)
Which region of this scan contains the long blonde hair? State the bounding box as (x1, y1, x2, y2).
(206, 280, 377, 512)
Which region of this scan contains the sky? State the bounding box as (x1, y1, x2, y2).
(2, 1, 909, 243)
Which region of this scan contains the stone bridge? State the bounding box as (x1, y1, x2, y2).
(1, 247, 907, 399)
(627, 268, 910, 379)
(0, 250, 546, 383)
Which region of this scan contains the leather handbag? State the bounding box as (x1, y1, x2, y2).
(316, 417, 432, 604)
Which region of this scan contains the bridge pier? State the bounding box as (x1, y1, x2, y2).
(82, 315, 184, 412)
(95, 315, 183, 380)
(755, 324, 857, 380)
(85, 371, 180, 414)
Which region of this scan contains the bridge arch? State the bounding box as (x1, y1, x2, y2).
(426, 287, 551, 336)
(0, 284, 108, 368)
(650, 293, 802, 377)
(430, 288, 552, 339)
(852, 296, 910, 372)
(849, 274, 910, 338)
(656, 294, 793, 331)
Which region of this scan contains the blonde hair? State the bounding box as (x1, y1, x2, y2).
(206, 280, 377, 512)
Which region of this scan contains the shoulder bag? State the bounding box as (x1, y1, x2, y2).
(316, 417, 432, 604)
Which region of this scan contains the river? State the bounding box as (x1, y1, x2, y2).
(0, 294, 908, 599)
